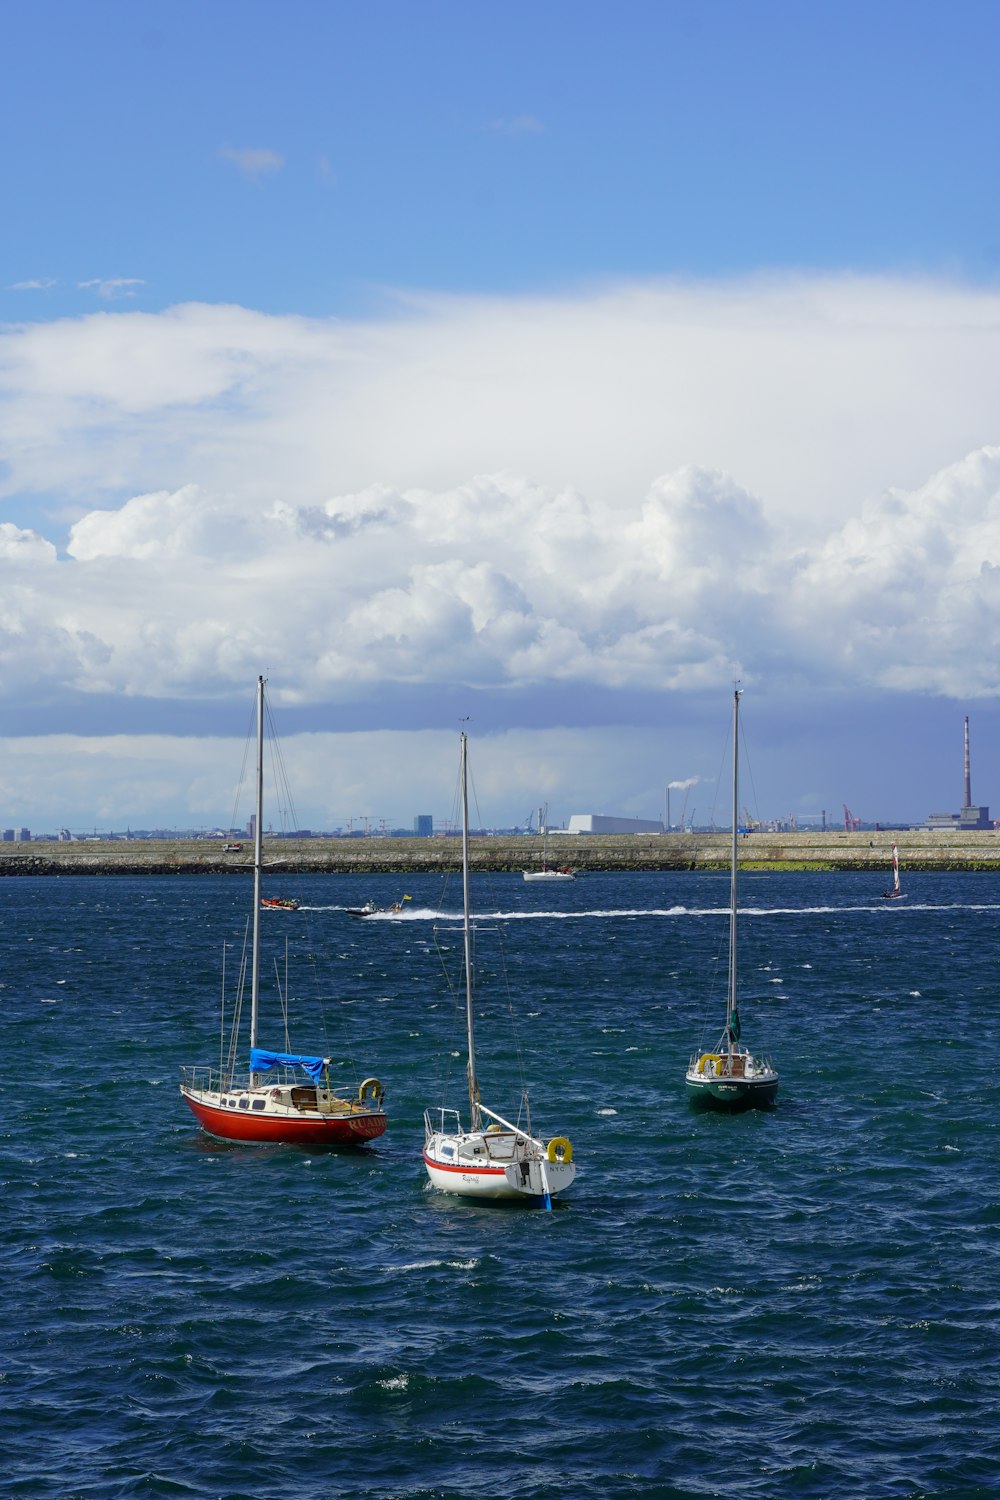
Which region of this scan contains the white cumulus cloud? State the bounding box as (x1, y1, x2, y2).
(0, 449, 993, 709)
(0, 275, 999, 826)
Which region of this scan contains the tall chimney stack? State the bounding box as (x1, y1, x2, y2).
(964, 715, 972, 810)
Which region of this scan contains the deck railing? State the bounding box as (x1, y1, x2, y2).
(424, 1106, 462, 1138)
(178, 1063, 324, 1092)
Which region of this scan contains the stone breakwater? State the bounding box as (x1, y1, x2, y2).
(2, 829, 1000, 875)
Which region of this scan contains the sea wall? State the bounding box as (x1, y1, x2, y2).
(2, 829, 1000, 875)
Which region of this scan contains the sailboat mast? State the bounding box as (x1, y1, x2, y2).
(460, 731, 479, 1129)
(728, 687, 741, 1046)
(250, 674, 264, 1054)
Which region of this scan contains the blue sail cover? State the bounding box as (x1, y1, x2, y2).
(249, 1048, 330, 1083)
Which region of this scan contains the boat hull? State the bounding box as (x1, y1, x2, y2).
(422, 1153, 575, 1200)
(181, 1087, 387, 1146)
(423, 1128, 575, 1201)
(685, 1073, 778, 1112)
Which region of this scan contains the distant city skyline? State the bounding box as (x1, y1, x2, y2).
(2, 2, 1000, 832)
(1, 695, 995, 842)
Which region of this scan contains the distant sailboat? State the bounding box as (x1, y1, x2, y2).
(522, 863, 575, 882)
(179, 676, 388, 1146)
(685, 688, 779, 1112)
(881, 844, 905, 900)
(423, 734, 577, 1204)
(523, 803, 575, 881)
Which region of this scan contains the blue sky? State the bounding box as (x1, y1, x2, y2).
(2, 1, 1000, 833)
(4, 0, 999, 315)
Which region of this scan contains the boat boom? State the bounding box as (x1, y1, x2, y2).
(477, 1101, 541, 1146)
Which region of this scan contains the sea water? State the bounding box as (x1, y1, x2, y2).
(2, 868, 1000, 1498)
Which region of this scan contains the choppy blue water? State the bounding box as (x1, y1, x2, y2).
(3, 868, 1000, 1499)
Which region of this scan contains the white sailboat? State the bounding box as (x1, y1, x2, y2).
(523, 803, 575, 881)
(423, 734, 577, 1206)
(880, 844, 905, 900)
(685, 688, 779, 1111)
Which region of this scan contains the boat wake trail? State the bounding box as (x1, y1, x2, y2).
(336, 901, 1000, 922)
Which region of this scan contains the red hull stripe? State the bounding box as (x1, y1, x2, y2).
(422, 1152, 507, 1177)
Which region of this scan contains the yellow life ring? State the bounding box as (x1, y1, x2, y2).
(698, 1053, 723, 1075)
(546, 1136, 573, 1165)
(358, 1076, 382, 1103)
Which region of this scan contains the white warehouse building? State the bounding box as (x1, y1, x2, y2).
(566, 814, 664, 835)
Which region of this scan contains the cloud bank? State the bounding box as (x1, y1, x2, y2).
(2, 450, 999, 711)
(3, 275, 999, 534)
(1, 273, 999, 825)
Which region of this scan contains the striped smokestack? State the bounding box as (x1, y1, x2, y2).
(964, 716, 972, 809)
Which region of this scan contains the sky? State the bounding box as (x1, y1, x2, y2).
(2, 0, 1000, 834)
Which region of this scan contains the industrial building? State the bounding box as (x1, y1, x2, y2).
(566, 814, 664, 835)
(925, 716, 993, 831)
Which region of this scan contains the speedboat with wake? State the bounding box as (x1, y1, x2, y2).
(346, 897, 411, 918)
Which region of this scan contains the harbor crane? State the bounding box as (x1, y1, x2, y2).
(843, 804, 862, 832)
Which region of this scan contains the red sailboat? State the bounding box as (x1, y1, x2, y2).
(179, 676, 387, 1146)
